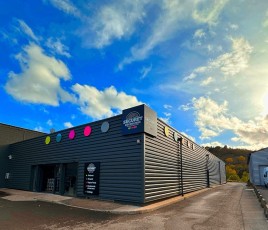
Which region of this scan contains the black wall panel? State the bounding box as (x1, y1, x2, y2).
(0, 145, 9, 188)
(8, 116, 144, 203)
(144, 119, 226, 202)
(5, 112, 226, 204)
(144, 120, 180, 202)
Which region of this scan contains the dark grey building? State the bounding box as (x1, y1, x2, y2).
(0, 123, 44, 188)
(0, 105, 226, 203)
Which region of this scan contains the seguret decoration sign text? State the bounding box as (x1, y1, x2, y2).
(84, 162, 100, 195)
(122, 104, 157, 136)
(123, 111, 143, 131)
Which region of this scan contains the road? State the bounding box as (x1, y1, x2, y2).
(0, 183, 267, 229)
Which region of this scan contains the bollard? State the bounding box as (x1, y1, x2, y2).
(261, 198, 266, 208)
(264, 204, 268, 218)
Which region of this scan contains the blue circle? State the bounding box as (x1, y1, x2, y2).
(56, 133, 62, 142)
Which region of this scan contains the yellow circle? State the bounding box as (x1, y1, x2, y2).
(164, 126, 169, 137)
(45, 136, 51, 145)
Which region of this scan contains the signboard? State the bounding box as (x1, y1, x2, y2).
(122, 104, 157, 137)
(84, 162, 100, 195)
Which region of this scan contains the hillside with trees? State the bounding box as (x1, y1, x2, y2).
(205, 145, 252, 182)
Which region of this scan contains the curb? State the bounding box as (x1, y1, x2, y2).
(35, 187, 213, 214)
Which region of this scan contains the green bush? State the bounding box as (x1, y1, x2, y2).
(228, 174, 240, 182)
(240, 171, 249, 182)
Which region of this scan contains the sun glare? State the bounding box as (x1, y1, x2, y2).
(262, 93, 268, 116)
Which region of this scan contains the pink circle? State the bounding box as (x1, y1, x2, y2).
(69, 130, 75, 139)
(84, 125, 92, 136)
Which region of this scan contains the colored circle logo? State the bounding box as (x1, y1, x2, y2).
(56, 133, 62, 142)
(45, 136, 51, 144)
(164, 126, 169, 137)
(173, 132, 178, 141)
(69, 130, 75, 139)
(101, 121, 109, 133)
(84, 126, 92, 136)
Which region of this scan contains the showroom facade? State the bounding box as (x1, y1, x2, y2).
(0, 104, 226, 203)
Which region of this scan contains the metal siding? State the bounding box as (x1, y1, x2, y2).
(8, 115, 144, 203)
(249, 149, 268, 185)
(144, 121, 180, 202)
(144, 119, 226, 202)
(182, 143, 207, 194)
(0, 145, 9, 187)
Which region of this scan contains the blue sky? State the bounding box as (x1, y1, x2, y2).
(1, 0, 268, 150)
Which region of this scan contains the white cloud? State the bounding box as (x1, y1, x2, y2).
(179, 103, 192, 111)
(164, 104, 172, 110)
(159, 117, 171, 124)
(64, 121, 73, 128)
(16, 19, 39, 42)
(46, 0, 81, 18)
(140, 64, 152, 79)
(46, 38, 71, 57)
(72, 84, 142, 119)
(201, 141, 224, 148)
(192, 0, 229, 25)
(183, 73, 197, 82)
(118, 0, 193, 69)
(263, 10, 268, 27)
(47, 119, 53, 126)
(209, 37, 253, 76)
(191, 96, 268, 150)
(5, 43, 75, 106)
(200, 76, 213, 86)
(231, 137, 240, 142)
(79, 0, 147, 48)
(229, 23, 238, 30)
(34, 126, 44, 132)
(164, 112, 171, 117)
(185, 37, 253, 80)
(193, 29, 206, 39)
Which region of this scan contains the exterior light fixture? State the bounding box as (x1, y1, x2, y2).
(178, 137, 183, 196)
(8, 155, 12, 160)
(206, 154, 210, 188)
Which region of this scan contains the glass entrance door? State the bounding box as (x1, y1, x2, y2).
(64, 163, 77, 196)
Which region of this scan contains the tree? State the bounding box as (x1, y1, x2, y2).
(237, 156, 246, 163)
(241, 171, 249, 182)
(226, 165, 237, 179)
(228, 174, 240, 182)
(225, 157, 234, 164)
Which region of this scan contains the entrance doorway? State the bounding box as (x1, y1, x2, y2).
(64, 163, 77, 196)
(40, 164, 60, 193)
(31, 163, 77, 196)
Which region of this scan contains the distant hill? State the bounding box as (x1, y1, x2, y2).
(205, 145, 252, 182)
(205, 145, 252, 163)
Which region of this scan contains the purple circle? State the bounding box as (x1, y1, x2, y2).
(69, 130, 75, 139)
(84, 126, 92, 136)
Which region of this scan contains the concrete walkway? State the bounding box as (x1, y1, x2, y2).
(241, 187, 268, 230)
(0, 187, 209, 214)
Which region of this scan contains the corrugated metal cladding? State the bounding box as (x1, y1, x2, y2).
(144, 119, 226, 203)
(8, 115, 144, 203)
(0, 145, 9, 188)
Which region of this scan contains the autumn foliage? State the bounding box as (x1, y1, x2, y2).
(206, 146, 251, 182)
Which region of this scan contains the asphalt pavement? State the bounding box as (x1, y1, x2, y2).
(0, 183, 267, 229)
